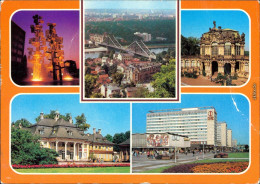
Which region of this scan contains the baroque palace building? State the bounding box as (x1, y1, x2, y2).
(181, 21, 249, 78)
(22, 111, 115, 162)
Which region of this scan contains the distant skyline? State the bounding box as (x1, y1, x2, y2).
(84, 1, 176, 10)
(11, 94, 130, 136)
(181, 10, 250, 51)
(132, 94, 249, 145)
(12, 11, 80, 68)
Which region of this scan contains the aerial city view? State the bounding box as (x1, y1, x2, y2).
(84, 1, 176, 98)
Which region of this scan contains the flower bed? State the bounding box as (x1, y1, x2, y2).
(192, 162, 248, 173)
(12, 163, 130, 169)
(162, 162, 248, 173)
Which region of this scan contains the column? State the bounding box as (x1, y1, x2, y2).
(56, 141, 59, 152)
(231, 63, 235, 76)
(65, 142, 68, 160)
(219, 63, 224, 75)
(86, 144, 89, 160)
(82, 143, 85, 159)
(126, 149, 129, 161)
(73, 142, 76, 160)
(77, 143, 79, 160)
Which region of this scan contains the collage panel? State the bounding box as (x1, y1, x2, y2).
(1, 0, 259, 183)
(132, 94, 250, 173)
(11, 10, 80, 86)
(181, 10, 250, 87)
(10, 94, 130, 173)
(83, 0, 179, 99)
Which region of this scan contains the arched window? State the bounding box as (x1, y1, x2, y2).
(244, 63, 249, 72)
(235, 43, 241, 55)
(192, 60, 196, 67)
(185, 60, 189, 67)
(211, 43, 218, 56)
(201, 44, 205, 55)
(224, 42, 231, 55)
(197, 61, 200, 67)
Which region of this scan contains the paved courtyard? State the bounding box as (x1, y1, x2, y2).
(181, 76, 247, 86)
(132, 152, 215, 173)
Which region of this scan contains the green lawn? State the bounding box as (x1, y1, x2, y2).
(228, 152, 249, 158)
(15, 167, 130, 173)
(142, 159, 249, 173)
(141, 166, 172, 173)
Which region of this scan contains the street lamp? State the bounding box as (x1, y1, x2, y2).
(203, 141, 205, 159)
(175, 146, 177, 163)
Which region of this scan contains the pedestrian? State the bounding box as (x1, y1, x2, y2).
(192, 150, 195, 157)
(147, 151, 150, 159)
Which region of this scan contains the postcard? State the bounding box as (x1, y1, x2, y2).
(0, 0, 259, 184)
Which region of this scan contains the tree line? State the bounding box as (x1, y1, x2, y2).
(86, 19, 176, 45)
(105, 131, 130, 152)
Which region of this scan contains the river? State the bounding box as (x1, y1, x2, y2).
(85, 48, 170, 59)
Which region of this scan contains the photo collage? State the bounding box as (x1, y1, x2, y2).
(1, 0, 259, 183)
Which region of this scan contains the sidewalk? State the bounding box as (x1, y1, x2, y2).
(132, 153, 215, 173)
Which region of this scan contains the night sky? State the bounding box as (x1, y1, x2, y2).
(12, 10, 79, 68)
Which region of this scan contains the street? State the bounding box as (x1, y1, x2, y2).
(132, 152, 215, 173)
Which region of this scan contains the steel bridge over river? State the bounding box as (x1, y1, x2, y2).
(98, 34, 156, 60)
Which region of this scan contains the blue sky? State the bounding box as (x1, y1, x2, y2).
(84, 0, 176, 10)
(132, 94, 249, 145)
(11, 94, 130, 136)
(181, 10, 250, 51)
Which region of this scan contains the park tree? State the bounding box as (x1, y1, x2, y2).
(112, 72, 124, 86)
(244, 145, 249, 152)
(102, 64, 109, 74)
(105, 134, 113, 142)
(133, 87, 149, 98)
(85, 74, 97, 98)
(11, 127, 58, 165)
(91, 93, 103, 98)
(85, 67, 91, 74)
(12, 119, 32, 128)
(35, 111, 72, 122)
(108, 64, 117, 76)
(63, 113, 72, 122)
(113, 132, 126, 152)
(125, 131, 130, 140)
(181, 35, 200, 56)
(75, 113, 90, 132)
(112, 91, 122, 98)
(148, 59, 176, 98)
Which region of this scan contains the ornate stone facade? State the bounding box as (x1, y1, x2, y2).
(182, 21, 249, 78)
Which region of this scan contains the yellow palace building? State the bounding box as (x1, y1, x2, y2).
(22, 111, 115, 162)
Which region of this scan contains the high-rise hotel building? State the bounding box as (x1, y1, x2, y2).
(216, 122, 227, 147)
(146, 107, 217, 146)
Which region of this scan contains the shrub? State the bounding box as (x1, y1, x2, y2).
(11, 128, 58, 165)
(202, 70, 206, 76)
(231, 73, 238, 80)
(184, 71, 198, 79)
(163, 163, 200, 173)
